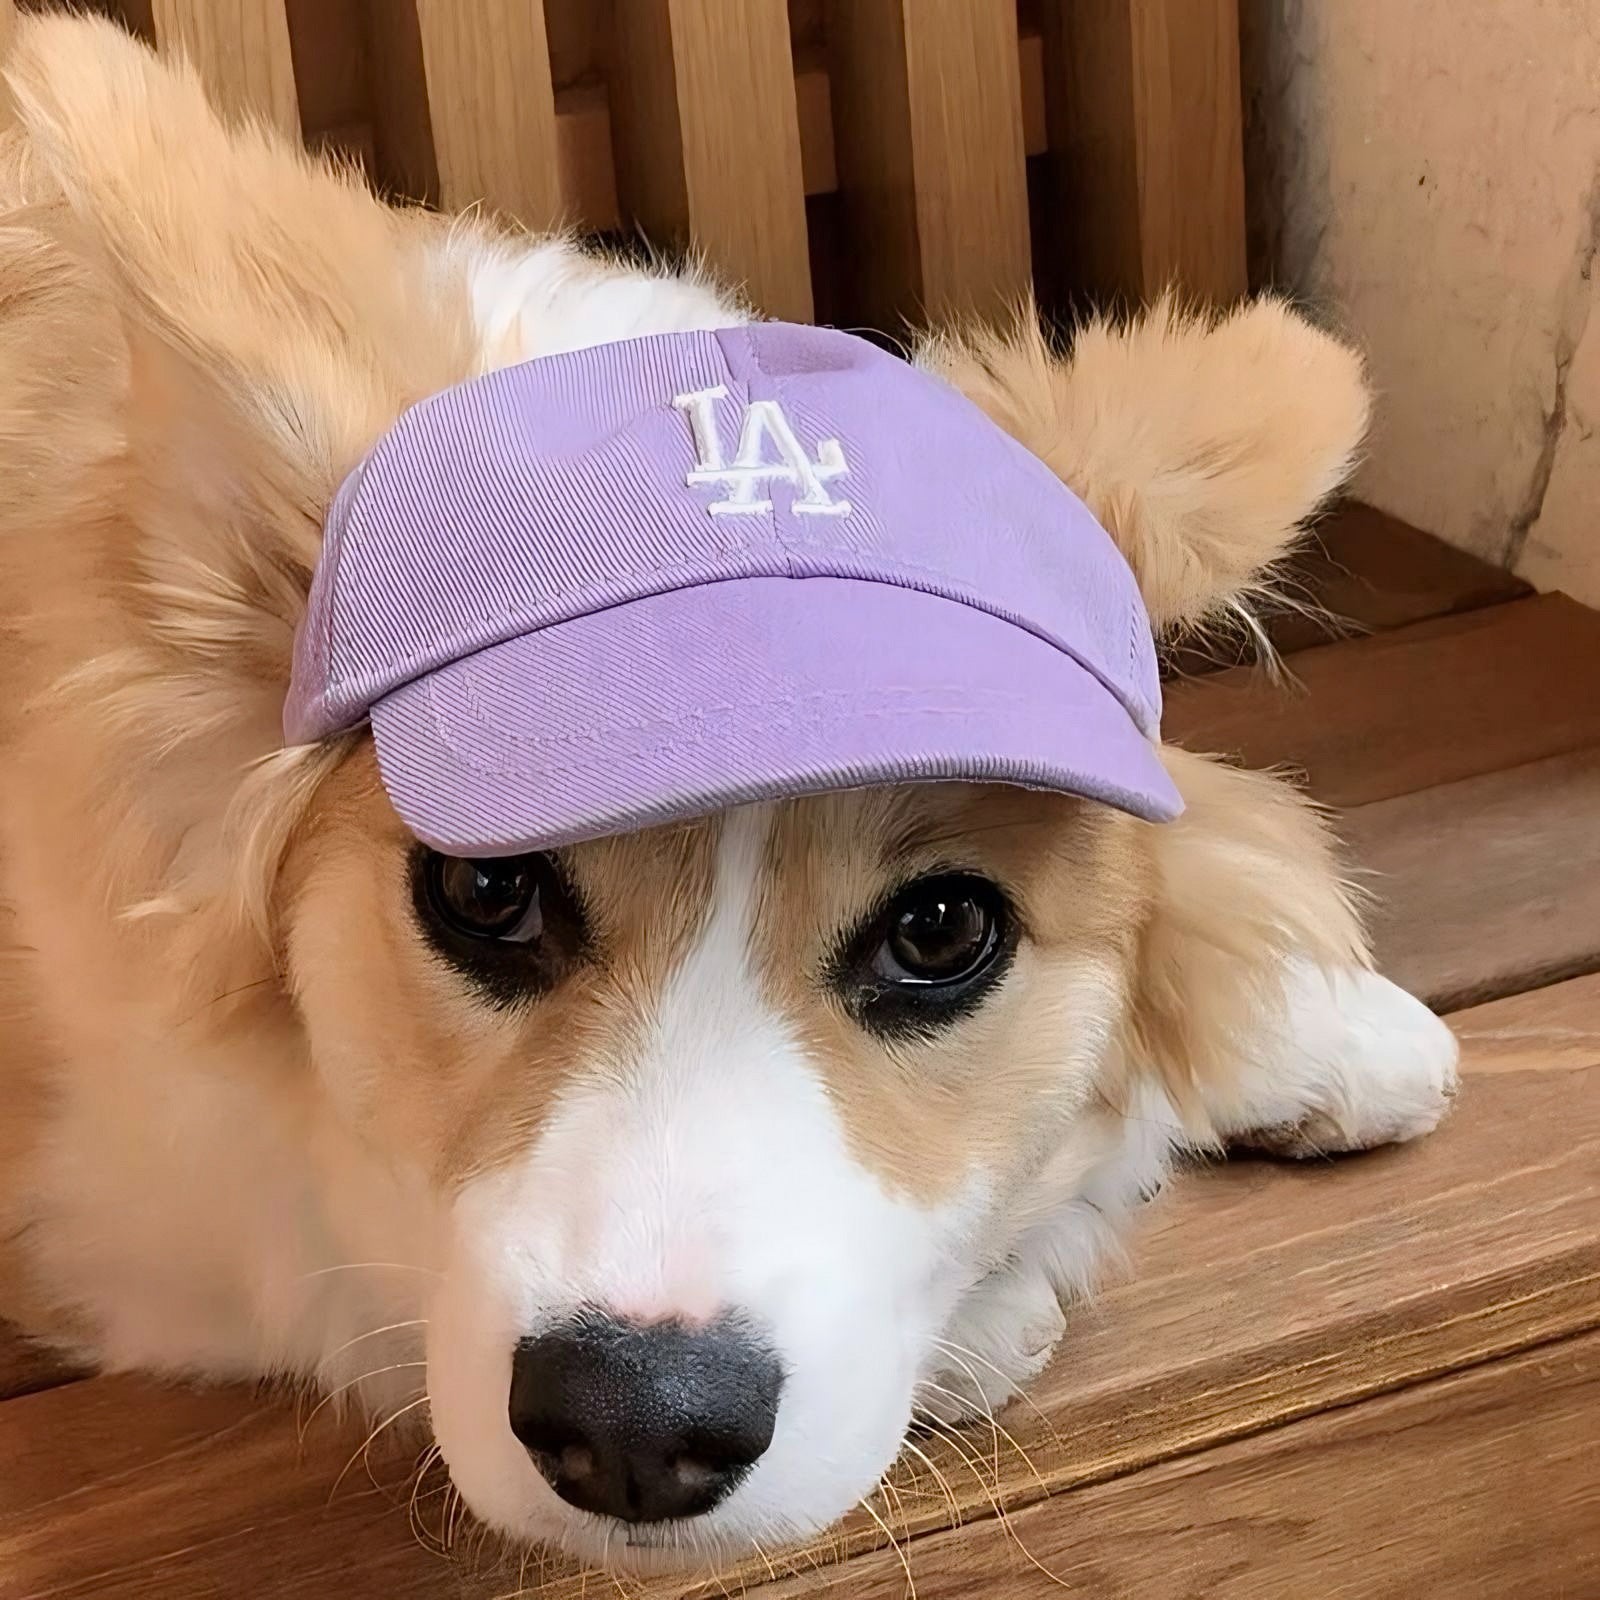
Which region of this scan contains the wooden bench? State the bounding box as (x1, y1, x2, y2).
(4, 502, 1597, 1597)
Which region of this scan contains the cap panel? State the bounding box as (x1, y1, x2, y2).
(285, 323, 1162, 750)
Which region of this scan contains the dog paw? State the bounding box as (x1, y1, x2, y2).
(1237, 964, 1461, 1158)
(916, 1258, 1066, 1427)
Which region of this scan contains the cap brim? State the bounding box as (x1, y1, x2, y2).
(369, 577, 1183, 856)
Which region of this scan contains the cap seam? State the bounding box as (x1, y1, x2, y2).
(347, 572, 1147, 751)
(325, 562, 1149, 735)
(419, 680, 1032, 769)
(313, 451, 378, 731)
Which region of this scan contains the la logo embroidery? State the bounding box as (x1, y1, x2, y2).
(673, 385, 851, 517)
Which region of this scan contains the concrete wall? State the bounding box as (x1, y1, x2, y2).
(1241, 0, 1600, 604)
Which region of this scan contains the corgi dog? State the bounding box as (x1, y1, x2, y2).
(0, 15, 1458, 1577)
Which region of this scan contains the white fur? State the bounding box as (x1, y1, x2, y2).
(1207, 958, 1461, 1152)
(447, 234, 746, 370)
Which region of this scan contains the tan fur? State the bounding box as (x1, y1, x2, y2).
(1134, 747, 1369, 1127)
(0, 15, 485, 1308)
(0, 16, 1374, 1366)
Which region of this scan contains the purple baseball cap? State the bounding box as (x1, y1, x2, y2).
(285, 323, 1181, 854)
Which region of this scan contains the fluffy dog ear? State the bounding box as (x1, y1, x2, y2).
(4, 12, 471, 474)
(918, 297, 1371, 635)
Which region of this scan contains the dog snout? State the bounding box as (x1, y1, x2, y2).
(508, 1312, 783, 1524)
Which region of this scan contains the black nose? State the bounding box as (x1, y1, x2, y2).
(508, 1312, 783, 1524)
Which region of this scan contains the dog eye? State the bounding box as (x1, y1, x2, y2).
(425, 852, 550, 943)
(410, 848, 589, 1007)
(833, 872, 1016, 1035)
(874, 876, 1005, 985)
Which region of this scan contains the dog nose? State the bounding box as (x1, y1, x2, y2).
(508, 1313, 783, 1523)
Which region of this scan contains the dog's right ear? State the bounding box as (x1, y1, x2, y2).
(4, 12, 472, 477)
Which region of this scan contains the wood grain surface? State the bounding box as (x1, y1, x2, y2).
(825, 0, 1032, 327)
(752, 1332, 1600, 1598)
(410, 0, 563, 227)
(1351, 745, 1600, 1009)
(1165, 593, 1600, 807)
(1038, 0, 1247, 306)
(1164, 501, 1532, 676)
(303, 12, 1053, 238)
(610, 0, 812, 321)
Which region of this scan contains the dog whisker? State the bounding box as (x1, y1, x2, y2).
(856, 1489, 918, 1600)
(899, 1437, 964, 1526)
(298, 1361, 429, 1443)
(909, 1406, 1003, 1500)
(326, 1392, 431, 1504)
(404, 1443, 449, 1558)
(299, 1261, 443, 1281)
(918, 1353, 1050, 1496)
(909, 1404, 1076, 1588)
(927, 1334, 1067, 1449)
(316, 1317, 429, 1372)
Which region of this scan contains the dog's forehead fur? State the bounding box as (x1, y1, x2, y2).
(290, 745, 1146, 1203)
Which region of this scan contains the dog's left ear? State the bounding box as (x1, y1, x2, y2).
(5, 13, 470, 480)
(918, 297, 1370, 634)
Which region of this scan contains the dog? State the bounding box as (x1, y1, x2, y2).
(0, 15, 1458, 1578)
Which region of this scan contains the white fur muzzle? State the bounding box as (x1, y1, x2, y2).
(427, 810, 984, 1568)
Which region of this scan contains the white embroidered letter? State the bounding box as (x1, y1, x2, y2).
(673, 388, 851, 518)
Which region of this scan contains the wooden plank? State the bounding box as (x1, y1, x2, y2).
(1165, 594, 1600, 808)
(1165, 500, 1533, 676)
(760, 1332, 1600, 1598)
(1445, 964, 1600, 1065)
(555, 27, 1045, 234)
(0, 1321, 85, 1402)
(6, 975, 1596, 1597)
(284, 0, 367, 152)
(1293, 502, 1532, 638)
(410, 0, 563, 226)
(820, 0, 917, 326)
(150, 0, 299, 136)
(610, 0, 812, 321)
(1038, 0, 1247, 306)
(1349, 745, 1600, 1011)
(0, 1375, 524, 1600)
(826, 0, 1032, 327)
(359, 0, 437, 205)
(358, 20, 1049, 235)
(897, 0, 1031, 323)
(543, 0, 608, 92)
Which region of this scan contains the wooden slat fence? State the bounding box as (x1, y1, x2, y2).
(9, 0, 1247, 337)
